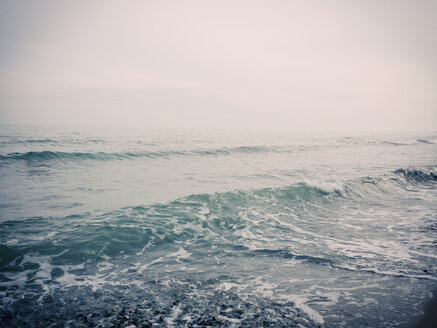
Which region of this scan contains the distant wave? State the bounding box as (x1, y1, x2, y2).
(0, 138, 105, 145)
(381, 138, 435, 146)
(381, 141, 410, 146)
(0, 150, 147, 162)
(2, 138, 434, 163)
(17, 139, 58, 144)
(416, 138, 434, 144)
(0, 138, 58, 145)
(0, 146, 288, 162)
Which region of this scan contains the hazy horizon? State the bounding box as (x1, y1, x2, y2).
(1, 0, 436, 131)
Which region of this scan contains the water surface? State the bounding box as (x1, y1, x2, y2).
(1, 125, 436, 327)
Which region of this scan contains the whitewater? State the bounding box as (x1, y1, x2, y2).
(0, 125, 436, 327)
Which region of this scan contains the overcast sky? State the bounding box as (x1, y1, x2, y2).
(0, 0, 436, 130)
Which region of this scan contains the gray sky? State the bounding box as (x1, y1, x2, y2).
(0, 0, 436, 130)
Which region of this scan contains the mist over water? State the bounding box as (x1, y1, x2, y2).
(0, 125, 437, 327)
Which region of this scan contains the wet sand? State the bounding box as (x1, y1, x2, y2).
(413, 289, 437, 328)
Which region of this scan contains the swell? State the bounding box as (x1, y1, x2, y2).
(0, 145, 286, 162)
(2, 137, 435, 163)
(0, 138, 58, 145)
(0, 138, 105, 145)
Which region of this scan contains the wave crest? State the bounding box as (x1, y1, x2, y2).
(394, 168, 437, 183)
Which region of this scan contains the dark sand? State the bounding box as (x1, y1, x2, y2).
(413, 289, 437, 328)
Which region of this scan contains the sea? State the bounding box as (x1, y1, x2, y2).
(0, 124, 436, 327)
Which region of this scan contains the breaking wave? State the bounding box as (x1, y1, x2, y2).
(1, 168, 434, 268)
(1, 167, 435, 327)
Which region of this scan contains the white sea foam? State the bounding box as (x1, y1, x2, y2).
(137, 257, 165, 273)
(6, 238, 19, 246)
(218, 282, 241, 291)
(167, 247, 191, 261)
(165, 304, 182, 327)
(136, 240, 154, 255)
(281, 295, 325, 325)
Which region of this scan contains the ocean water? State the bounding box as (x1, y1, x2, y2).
(0, 125, 436, 328)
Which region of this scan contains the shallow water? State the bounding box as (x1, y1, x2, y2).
(0, 125, 436, 327)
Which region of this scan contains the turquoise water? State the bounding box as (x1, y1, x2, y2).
(0, 125, 436, 327)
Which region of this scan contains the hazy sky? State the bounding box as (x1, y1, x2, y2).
(0, 0, 436, 130)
